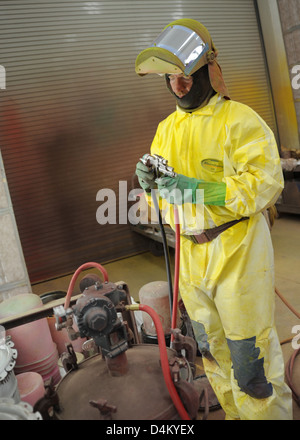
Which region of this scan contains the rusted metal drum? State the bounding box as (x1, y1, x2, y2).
(54, 344, 191, 420)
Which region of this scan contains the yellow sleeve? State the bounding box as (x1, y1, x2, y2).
(223, 104, 284, 217)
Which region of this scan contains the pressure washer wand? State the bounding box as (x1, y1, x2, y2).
(151, 193, 174, 320)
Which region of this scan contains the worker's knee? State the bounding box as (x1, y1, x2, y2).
(226, 336, 273, 399)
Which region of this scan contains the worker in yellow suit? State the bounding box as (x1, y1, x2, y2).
(135, 19, 292, 420)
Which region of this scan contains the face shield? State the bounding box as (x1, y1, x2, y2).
(135, 25, 210, 76)
(135, 19, 230, 100)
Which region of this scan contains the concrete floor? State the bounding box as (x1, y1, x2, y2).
(31, 212, 300, 420)
(272, 212, 300, 421)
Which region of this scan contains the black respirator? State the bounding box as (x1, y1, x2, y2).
(165, 64, 216, 111)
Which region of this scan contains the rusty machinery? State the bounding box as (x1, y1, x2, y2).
(33, 269, 200, 420)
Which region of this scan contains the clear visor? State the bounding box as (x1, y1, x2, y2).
(152, 25, 209, 75)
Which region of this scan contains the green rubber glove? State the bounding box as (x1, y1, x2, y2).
(135, 161, 157, 192)
(156, 174, 226, 206)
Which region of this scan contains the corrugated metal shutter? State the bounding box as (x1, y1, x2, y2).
(0, 0, 277, 283)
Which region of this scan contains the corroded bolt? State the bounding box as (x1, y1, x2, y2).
(84, 307, 107, 331)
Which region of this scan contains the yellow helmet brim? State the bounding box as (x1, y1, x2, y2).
(135, 24, 210, 76)
(135, 47, 185, 76)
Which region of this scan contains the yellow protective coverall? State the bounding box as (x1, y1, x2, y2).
(149, 93, 293, 420)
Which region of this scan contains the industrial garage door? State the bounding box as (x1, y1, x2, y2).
(0, 0, 277, 283)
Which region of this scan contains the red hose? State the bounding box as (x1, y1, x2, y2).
(275, 287, 300, 320)
(138, 303, 191, 420)
(171, 207, 180, 342)
(285, 347, 300, 406)
(65, 261, 190, 419)
(64, 262, 109, 309)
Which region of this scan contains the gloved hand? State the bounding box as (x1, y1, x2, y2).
(156, 174, 226, 206)
(135, 161, 157, 192)
(156, 174, 199, 204)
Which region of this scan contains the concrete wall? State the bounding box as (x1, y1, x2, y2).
(0, 151, 31, 302)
